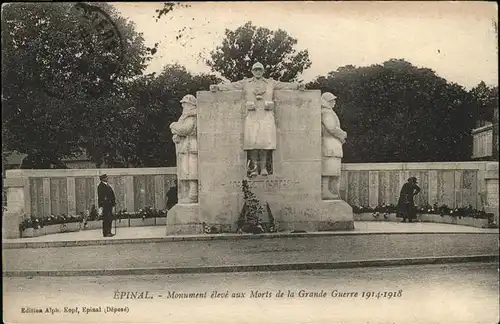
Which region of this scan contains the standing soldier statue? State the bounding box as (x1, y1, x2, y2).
(170, 94, 198, 203)
(321, 92, 347, 200)
(210, 62, 305, 177)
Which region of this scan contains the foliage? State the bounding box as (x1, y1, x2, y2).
(237, 180, 265, 234)
(206, 22, 311, 82)
(154, 2, 191, 21)
(469, 81, 498, 123)
(19, 214, 83, 232)
(308, 59, 476, 163)
(351, 203, 490, 219)
(2, 3, 154, 169)
(115, 208, 168, 220)
(19, 207, 168, 232)
(96, 64, 222, 167)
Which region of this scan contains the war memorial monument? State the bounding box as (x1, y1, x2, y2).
(167, 62, 354, 234)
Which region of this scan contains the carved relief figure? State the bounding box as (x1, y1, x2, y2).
(321, 92, 347, 200)
(170, 95, 198, 203)
(210, 62, 305, 177)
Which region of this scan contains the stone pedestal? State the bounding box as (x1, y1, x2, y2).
(166, 203, 201, 235)
(165, 90, 354, 234)
(275, 199, 354, 232)
(2, 178, 26, 239)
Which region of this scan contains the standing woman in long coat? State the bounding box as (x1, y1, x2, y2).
(397, 177, 421, 223)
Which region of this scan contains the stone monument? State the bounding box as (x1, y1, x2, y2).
(167, 63, 354, 234)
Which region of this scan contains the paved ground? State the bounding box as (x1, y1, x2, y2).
(3, 262, 498, 324)
(4, 231, 498, 273)
(4, 221, 498, 243)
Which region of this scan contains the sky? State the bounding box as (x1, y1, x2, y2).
(113, 1, 498, 89)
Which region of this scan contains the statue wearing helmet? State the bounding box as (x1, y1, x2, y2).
(321, 92, 347, 200)
(170, 94, 198, 203)
(210, 62, 305, 177)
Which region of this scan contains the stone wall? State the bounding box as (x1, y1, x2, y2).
(341, 162, 493, 209)
(4, 168, 177, 218)
(4, 163, 493, 215)
(3, 162, 497, 237)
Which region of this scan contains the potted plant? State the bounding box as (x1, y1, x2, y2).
(57, 214, 82, 233)
(19, 218, 34, 238)
(31, 216, 45, 237)
(84, 205, 103, 230)
(43, 214, 62, 235)
(129, 207, 156, 227)
(155, 209, 168, 226)
(114, 209, 130, 228)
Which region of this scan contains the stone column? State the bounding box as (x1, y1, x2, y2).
(2, 178, 26, 239)
(484, 162, 499, 225)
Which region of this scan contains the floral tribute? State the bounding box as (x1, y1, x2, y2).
(19, 206, 168, 232)
(351, 202, 496, 227)
(236, 179, 277, 234)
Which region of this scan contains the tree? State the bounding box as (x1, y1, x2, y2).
(206, 22, 311, 82)
(470, 81, 498, 123)
(126, 65, 220, 167)
(308, 59, 475, 163)
(86, 64, 222, 168)
(2, 3, 155, 168)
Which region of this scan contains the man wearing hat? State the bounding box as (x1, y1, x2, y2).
(98, 174, 116, 237)
(397, 177, 421, 223)
(210, 62, 305, 177)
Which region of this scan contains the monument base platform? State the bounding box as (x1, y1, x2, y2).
(274, 199, 354, 232)
(166, 203, 201, 235)
(166, 200, 354, 235)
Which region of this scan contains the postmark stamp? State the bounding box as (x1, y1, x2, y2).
(42, 3, 124, 99)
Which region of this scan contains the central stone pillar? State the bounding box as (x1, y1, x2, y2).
(170, 89, 353, 234)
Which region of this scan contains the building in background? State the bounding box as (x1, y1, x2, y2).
(472, 106, 498, 161)
(61, 152, 99, 169)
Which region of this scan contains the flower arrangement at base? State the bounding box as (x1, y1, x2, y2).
(203, 222, 219, 234)
(237, 179, 265, 234)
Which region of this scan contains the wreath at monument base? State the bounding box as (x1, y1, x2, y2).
(236, 180, 277, 234)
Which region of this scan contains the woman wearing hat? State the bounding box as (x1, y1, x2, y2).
(397, 177, 421, 223)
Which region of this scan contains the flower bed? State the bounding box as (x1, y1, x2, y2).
(19, 215, 84, 238)
(351, 203, 496, 228)
(19, 207, 169, 238)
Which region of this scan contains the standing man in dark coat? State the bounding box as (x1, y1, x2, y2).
(98, 174, 116, 237)
(397, 177, 421, 223)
